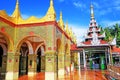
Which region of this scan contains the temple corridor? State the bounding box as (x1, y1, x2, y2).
(18, 70, 107, 80)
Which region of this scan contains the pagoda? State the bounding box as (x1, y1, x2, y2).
(77, 4, 110, 70)
(80, 4, 107, 46)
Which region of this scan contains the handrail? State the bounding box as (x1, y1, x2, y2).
(107, 65, 120, 79)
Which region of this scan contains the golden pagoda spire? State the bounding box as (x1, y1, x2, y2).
(70, 27, 73, 37)
(50, 0, 53, 6)
(65, 22, 69, 34)
(11, 0, 21, 18)
(46, 0, 56, 21)
(90, 4, 94, 19)
(59, 11, 64, 29)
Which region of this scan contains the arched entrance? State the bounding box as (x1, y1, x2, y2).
(36, 46, 45, 72)
(0, 33, 9, 79)
(17, 36, 46, 76)
(19, 42, 29, 76)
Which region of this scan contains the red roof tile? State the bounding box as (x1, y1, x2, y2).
(83, 40, 91, 45)
(112, 46, 120, 53)
(100, 40, 107, 44)
(71, 44, 82, 51)
(82, 40, 108, 45)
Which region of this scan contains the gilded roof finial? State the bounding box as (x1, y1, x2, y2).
(59, 11, 64, 29)
(65, 21, 69, 34)
(50, 0, 53, 6)
(90, 4, 94, 19)
(46, 0, 56, 21)
(11, 0, 21, 18)
(70, 27, 73, 37)
(60, 11, 62, 20)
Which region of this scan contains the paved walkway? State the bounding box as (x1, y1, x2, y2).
(18, 70, 107, 80)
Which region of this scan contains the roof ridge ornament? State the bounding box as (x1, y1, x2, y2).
(11, 0, 21, 18)
(90, 4, 94, 19)
(46, 0, 56, 21)
(59, 11, 64, 29)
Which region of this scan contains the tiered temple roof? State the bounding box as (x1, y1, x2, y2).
(0, 0, 77, 43)
(78, 4, 109, 46)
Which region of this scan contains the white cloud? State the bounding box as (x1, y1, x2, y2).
(115, 6, 120, 10)
(92, 2, 100, 9)
(112, 0, 120, 11)
(21, 14, 43, 19)
(73, 2, 86, 9)
(114, 0, 120, 6)
(22, 14, 30, 19)
(69, 24, 87, 42)
(98, 8, 112, 16)
(100, 20, 120, 26)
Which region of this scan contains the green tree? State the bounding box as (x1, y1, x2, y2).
(103, 23, 120, 47)
(113, 23, 120, 47)
(104, 27, 113, 41)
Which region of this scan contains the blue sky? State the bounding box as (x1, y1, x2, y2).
(0, 0, 120, 42)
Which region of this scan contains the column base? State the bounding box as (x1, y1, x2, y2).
(28, 72, 36, 77)
(65, 67, 70, 75)
(45, 72, 56, 80)
(58, 69, 65, 79)
(5, 72, 18, 80)
(84, 67, 87, 70)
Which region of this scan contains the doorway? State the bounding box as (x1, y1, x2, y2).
(19, 42, 29, 76)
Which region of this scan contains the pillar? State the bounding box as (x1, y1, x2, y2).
(58, 54, 65, 79)
(108, 48, 111, 64)
(83, 50, 86, 69)
(70, 52, 75, 72)
(1, 55, 7, 78)
(78, 52, 81, 71)
(105, 50, 108, 65)
(65, 54, 71, 75)
(65, 40, 71, 75)
(41, 55, 45, 72)
(5, 52, 19, 80)
(13, 54, 20, 79)
(28, 54, 37, 76)
(45, 52, 57, 80)
(58, 34, 65, 79)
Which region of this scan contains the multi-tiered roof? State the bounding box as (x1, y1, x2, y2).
(0, 0, 77, 43)
(78, 4, 108, 46)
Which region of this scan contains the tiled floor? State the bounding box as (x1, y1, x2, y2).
(18, 70, 107, 80)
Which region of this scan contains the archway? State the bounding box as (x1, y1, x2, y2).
(19, 42, 29, 76)
(0, 33, 9, 79)
(17, 36, 46, 76)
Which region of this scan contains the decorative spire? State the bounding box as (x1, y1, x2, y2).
(90, 4, 94, 19)
(46, 0, 56, 21)
(11, 0, 21, 18)
(50, 0, 53, 6)
(65, 22, 69, 34)
(59, 11, 64, 29)
(70, 27, 73, 37)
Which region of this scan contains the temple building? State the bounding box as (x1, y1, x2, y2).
(0, 0, 77, 80)
(77, 4, 120, 70)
